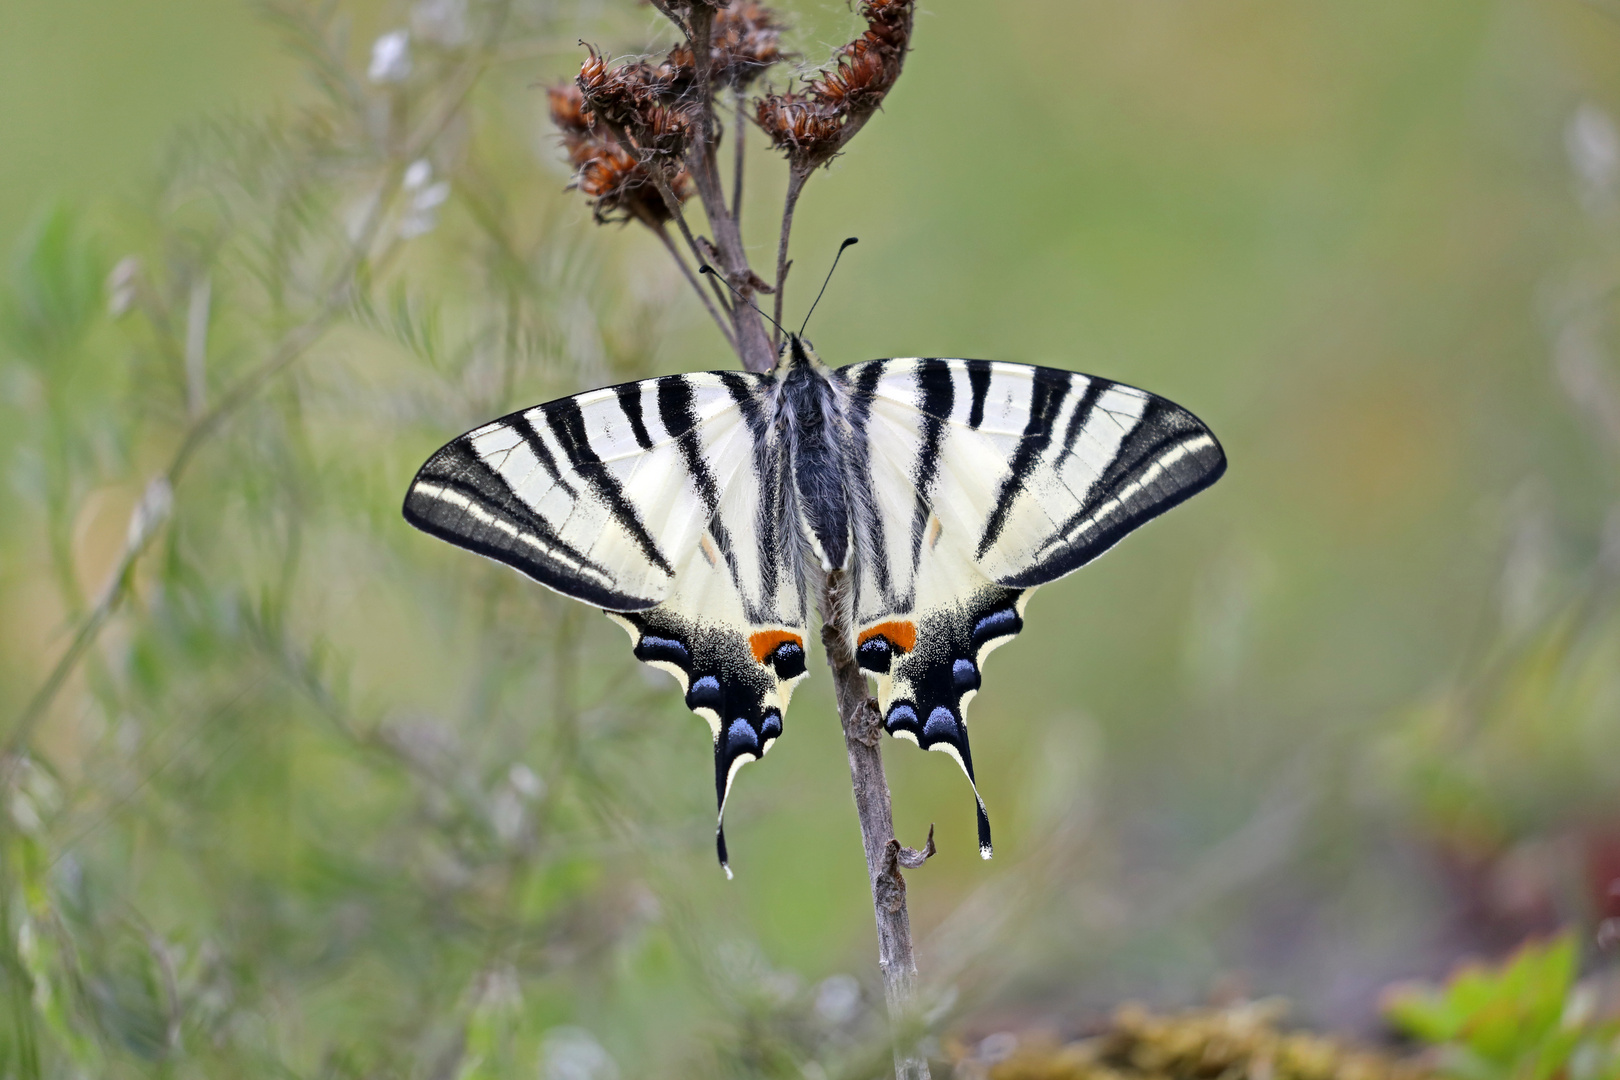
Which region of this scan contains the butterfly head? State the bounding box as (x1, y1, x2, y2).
(777, 333, 826, 374)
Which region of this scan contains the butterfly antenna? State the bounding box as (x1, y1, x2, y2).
(799, 237, 858, 336)
(698, 264, 787, 340)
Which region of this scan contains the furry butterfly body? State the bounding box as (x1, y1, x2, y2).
(404, 336, 1225, 872)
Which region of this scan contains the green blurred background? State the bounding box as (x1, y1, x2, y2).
(4, 0, 1620, 1075)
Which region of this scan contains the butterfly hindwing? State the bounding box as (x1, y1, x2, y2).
(404, 370, 806, 873)
(840, 357, 1226, 857)
(605, 402, 808, 875)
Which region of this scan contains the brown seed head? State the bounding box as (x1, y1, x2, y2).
(711, 2, 787, 89)
(576, 50, 661, 130)
(547, 84, 593, 137)
(755, 0, 913, 169)
(754, 95, 842, 160)
(552, 59, 691, 226)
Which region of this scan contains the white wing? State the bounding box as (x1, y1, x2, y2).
(838, 357, 1225, 857)
(404, 371, 808, 873)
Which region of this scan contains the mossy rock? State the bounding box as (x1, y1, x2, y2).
(949, 1000, 1436, 1080)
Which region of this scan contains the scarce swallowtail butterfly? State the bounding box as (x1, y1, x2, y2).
(404, 329, 1225, 874)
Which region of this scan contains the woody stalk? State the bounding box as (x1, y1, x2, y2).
(548, 2, 932, 1076)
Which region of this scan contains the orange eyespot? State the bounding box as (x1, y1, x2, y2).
(749, 630, 804, 665)
(858, 620, 916, 654)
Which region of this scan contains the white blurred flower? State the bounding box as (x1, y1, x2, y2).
(128, 476, 173, 549)
(540, 1027, 619, 1080)
(508, 762, 543, 799)
(813, 973, 861, 1026)
(106, 256, 140, 317)
(399, 158, 451, 239)
(7, 757, 60, 836)
(369, 30, 412, 84)
(1567, 103, 1619, 213)
(489, 786, 525, 843)
(976, 1032, 1019, 1064)
(412, 0, 467, 46)
(403, 158, 433, 191)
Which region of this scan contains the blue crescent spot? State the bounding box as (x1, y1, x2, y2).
(952, 658, 980, 692)
(760, 711, 783, 739)
(923, 707, 958, 742)
(687, 675, 722, 711)
(726, 717, 759, 754)
(885, 703, 919, 733)
(637, 634, 690, 664)
(973, 609, 1019, 642)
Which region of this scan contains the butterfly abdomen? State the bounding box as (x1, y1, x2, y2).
(779, 352, 853, 572)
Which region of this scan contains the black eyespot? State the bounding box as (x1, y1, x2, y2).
(952, 658, 980, 693)
(857, 636, 892, 674)
(771, 642, 806, 680)
(685, 674, 723, 712)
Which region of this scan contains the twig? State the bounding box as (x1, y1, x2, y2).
(819, 569, 931, 1080)
(601, 121, 736, 321)
(732, 92, 746, 224)
(586, 8, 931, 1072)
(772, 164, 808, 347)
(649, 218, 737, 350)
(683, 7, 774, 371)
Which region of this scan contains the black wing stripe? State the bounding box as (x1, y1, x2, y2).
(615, 382, 654, 450)
(510, 412, 577, 498)
(846, 362, 895, 605)
(541, 394, 674, 577)
(975, 372, 1071, 558)
(909, 358, 955, 575)
(1007, 404, 1225, 587)
(965, 359, 992, 429)
(654, 375, 747, 603)
(657, 376, 719, 512)
(403, 441, 651, 609)
(720, 372, 784, 606)
(1053, 376, 1108, 470)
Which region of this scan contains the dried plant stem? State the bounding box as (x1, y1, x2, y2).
(603, 123, 737, 322)
(685, 9, 776, 370)
(580, 8, 931, 1072)
(772, 164, 809, 347)
(649, 218, 737, 350)
(732, 93, 746, 223)
(820, 572, 931, 1080)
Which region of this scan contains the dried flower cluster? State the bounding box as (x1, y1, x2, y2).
(707, 1, 787, 89)
(756, 0, 915, 169)
(552, 1, 785, 224)
(549, 79, 691, 224)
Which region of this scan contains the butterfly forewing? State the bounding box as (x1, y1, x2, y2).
(404, 373, 763, 609)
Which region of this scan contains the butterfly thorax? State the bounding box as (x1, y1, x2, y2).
(775, 336, 852, 573)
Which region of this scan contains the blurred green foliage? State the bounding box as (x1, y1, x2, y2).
(3, 0, 1620, 1076)
(1385, 935, 1620, 1080)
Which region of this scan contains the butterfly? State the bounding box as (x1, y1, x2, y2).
(403, 336, 1224, 874)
